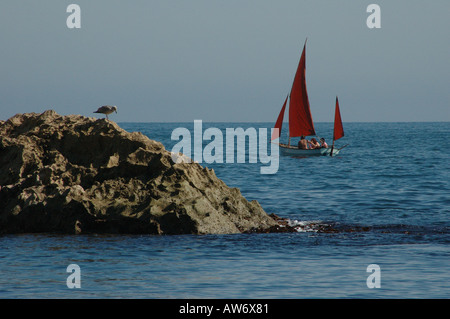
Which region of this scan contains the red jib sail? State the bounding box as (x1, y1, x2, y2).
(333, 96, 344, 141)
(289, 41, 316, 137)
(271, 95, 288, 140)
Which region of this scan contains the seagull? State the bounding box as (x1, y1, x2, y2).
(93, 105, 117, 120)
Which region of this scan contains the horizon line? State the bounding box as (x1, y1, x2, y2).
(117, 120, 450, 124)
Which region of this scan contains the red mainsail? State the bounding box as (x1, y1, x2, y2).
(333, 96, 344, 141)
(288, 42, 316, 137)
(271, 95, 288, 140)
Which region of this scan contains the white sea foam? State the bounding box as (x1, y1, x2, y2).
(287, 219, 325, 232)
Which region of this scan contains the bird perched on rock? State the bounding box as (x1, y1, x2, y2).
(94, 105, 117, 120)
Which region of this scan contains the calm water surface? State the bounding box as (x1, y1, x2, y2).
(0, 122, 449, 298)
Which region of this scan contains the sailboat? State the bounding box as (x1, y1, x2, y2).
(271, 40, 346, 156)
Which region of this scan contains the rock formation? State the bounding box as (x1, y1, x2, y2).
(0, 110, 279, 235)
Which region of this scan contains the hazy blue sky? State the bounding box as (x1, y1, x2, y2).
(0, 1, 448, 122)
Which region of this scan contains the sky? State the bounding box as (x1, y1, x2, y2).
(0, 0, 449, 122)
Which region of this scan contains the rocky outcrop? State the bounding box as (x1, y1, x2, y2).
(0, 110, 278, 235)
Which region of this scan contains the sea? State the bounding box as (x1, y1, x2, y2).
(0, 122, 449, 299)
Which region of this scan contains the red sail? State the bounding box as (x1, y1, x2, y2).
(289, 42, 316, 137)
(271, 95, 288, 140)
(333, 96, 344, 141)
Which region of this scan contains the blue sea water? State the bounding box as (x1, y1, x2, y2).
(0, 122, 449, 299)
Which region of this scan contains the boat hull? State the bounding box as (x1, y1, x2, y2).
(279, 143, 341, 157)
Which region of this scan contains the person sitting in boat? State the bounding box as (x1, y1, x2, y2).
(298, 136, 308, 149)
(320, 138, 328, 148)
(308, 138, 321, 149)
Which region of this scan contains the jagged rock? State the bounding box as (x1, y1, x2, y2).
(0, 110, 278, 235)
